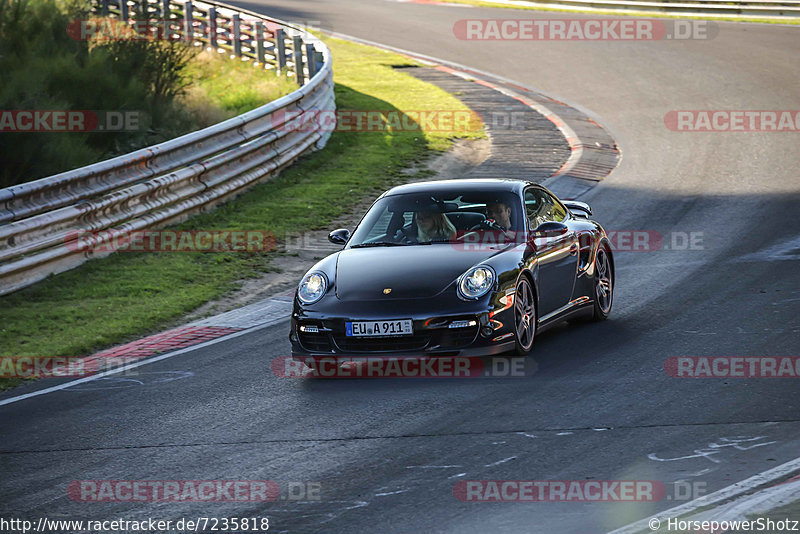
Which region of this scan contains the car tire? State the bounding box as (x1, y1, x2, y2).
(514, 276, 536, 355)
(592, 245, 614, 321)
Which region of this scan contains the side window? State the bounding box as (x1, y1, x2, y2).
(524, 188, 547, 228)
(525, 188, 567, 228)
(548, 193, 568, 223)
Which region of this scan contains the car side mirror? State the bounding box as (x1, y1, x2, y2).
(328, 228, 351, 245)
(533, 221, 569, 238)
(562, 200, 592, 217)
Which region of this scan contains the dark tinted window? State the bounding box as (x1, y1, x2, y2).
(524, 187, 567, 227)
(349, 190, 522, 246)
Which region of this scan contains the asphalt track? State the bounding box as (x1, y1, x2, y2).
(2, 2, 799, 533)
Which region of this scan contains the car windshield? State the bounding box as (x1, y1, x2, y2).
(348, 190, 523, 247)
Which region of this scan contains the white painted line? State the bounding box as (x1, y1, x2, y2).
(485, 456, 517, 467)
(0, 315, 290, 408)
(374, 489, 410, 497)
(608, 456, 800, 534)
(406, 465, 463, 469)
(689, 478, 800, 521)
(736, 235, 800, 263)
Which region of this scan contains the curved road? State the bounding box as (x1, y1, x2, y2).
(1, 2, 799, 533)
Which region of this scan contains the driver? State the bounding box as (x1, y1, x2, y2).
(459, 199, 516, 244)
(486, 201, 513, 231)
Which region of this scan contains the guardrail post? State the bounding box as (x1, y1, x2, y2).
(275, 29, 287, 75)
(162, 0, 170, 19)
(314, 51, 324, 73)
(233, 14, 242, 57)
(255, 21, 266, 65)
(293, 35, 305, 85)
(305, 43, 317, 79)
(208, 7, 217, 49)
(183, 1, 193, 43)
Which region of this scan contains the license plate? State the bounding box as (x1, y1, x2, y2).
(346, 319, 413, 337)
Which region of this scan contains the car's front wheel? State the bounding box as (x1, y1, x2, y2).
(514, 276, 536, 355)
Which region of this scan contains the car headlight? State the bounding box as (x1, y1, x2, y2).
(458, 266, 495, 300)
(298, 272, 328, 304)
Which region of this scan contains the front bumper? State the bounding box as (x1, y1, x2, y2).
(289, 293, 516, 361)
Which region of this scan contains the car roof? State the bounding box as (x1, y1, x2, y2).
(382, 178, 534, 197)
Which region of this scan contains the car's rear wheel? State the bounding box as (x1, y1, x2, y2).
(514, 276, 536, 355)
(592, 246, 613, 321)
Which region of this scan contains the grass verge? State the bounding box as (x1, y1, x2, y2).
(182, 50, 299, 126)
(441, 0, 800, 25)
(0, 36, 485, 391)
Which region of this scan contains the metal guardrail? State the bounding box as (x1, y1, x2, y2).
(476, 0, 800, 18)
(0, 0, 335, 296)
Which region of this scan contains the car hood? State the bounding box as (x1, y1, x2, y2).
(335, 245, 498, 301)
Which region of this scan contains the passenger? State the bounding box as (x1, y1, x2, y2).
(416, 210, 456, 242)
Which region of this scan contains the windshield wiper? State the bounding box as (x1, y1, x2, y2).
(350, 241, 409, 248)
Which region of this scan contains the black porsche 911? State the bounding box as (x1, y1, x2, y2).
(289, 179, 613, 363)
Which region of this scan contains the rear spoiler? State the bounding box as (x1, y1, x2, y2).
(563, 200, 592, 217)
